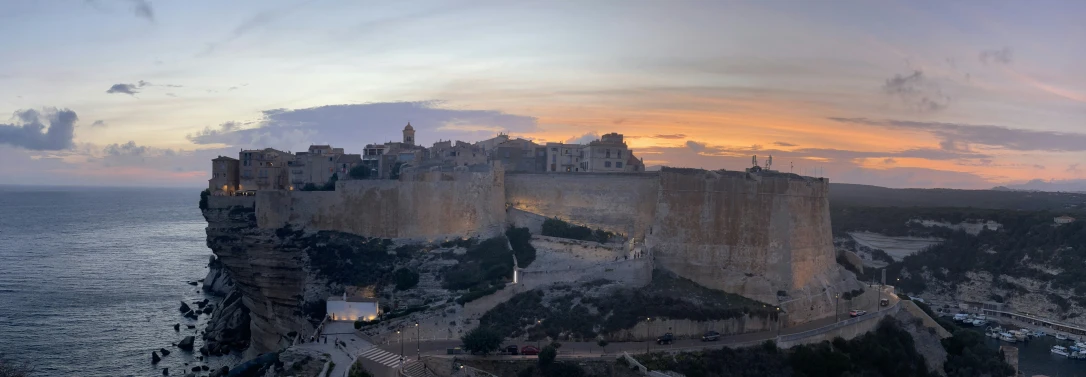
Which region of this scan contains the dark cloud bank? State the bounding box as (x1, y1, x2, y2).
(0, 108, 78, 150)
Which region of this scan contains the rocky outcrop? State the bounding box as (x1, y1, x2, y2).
(202, 255, 234, 296)
(893, 308, 948, 376)
(202, 198, 403, 352)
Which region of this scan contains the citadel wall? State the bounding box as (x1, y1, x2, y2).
(504, 172, 659, 239)
(254, 170, 506, 240)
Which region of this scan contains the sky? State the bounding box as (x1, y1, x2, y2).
(1, 0, 1085, 189)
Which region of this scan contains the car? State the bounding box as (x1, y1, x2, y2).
(656, 333, 674, 345)
(502, 345, 519, 355)
(701, 331, 720, 341)
(880, 298, 889, 307)
(855, 310, 867, 316)
(520, 345, 541, 356)
(849, 309, 859, 317)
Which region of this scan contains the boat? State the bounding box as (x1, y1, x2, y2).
(987, 331, 1000, 339)
(1033, 329, 1047, 337)
(1000, 332, 1017, 343)
(1052, 345, 1070, 357)
(972, 318, 988, 327)
(1013, 330, 1029, 341)
(953, 313, 969, 322)
(1057, 333, 1069, 341)
(1070, 351, 1086, 360)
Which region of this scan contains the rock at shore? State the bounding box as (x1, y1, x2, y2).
(179, 302, 191, 313)
(159, 348, 171, 356)
(202, 255, 235, 296)
(173, 323, 180, 332)
(184, 310, 199, 320)
(187, 281, 198, 286)
(161, 367, 168, 376)
(151, 351, 161, 364)
(177, 336, 195, 351)
(202, 290, 251, 354)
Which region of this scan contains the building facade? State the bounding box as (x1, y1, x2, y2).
(326, 293, 379, 322)
(581, 133, 630, 172)
(239, 148, 291, 192)
(208, 156, 239, 195)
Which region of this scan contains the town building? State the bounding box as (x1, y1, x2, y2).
(208, 156, 239, 195)
(239, 148, 291, 192)
(489, 138, 545, 172)
(1055, 215, 1076, 225)
(545, 142, 584, 173)
(326, 293, 379, 322)
(288, 145, 347, 189)
(581, 133, 630, 172)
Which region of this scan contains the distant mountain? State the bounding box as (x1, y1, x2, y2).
(1000, 179, 1086, 193)
(829, 182, 1086, 212)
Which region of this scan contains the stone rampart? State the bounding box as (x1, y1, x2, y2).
(504, 172, 659, 239)
(647, 170, 849, 325)
(255, 170, 506, 240)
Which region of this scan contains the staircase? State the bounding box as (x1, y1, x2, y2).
(401, 361, 438, 377)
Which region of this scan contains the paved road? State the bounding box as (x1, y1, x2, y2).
(296, 321, 408, 377)
(380, 288, 897, 359)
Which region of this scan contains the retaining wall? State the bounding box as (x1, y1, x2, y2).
(504, 173, 659, 239)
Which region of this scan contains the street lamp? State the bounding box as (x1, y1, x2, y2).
(776, 307, 781, 337)
(398, 329, 404, 368)
(835, 294, 840, 322)
(645, 317, 652, 353)
(536, 320, 542, 349)
(415, 322, 420, 361)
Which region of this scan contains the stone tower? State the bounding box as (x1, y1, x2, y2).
(403, 123, 415, 146)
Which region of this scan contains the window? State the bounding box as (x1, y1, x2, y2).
(618, 150, 623, 158)
(606, 149, 611, 158)
(552, 155, 556, 163)
(605, 161, 611, 168)
(551, 147, 557, 151)
(617, 162, 623, 168)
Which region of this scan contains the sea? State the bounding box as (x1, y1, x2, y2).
(0, 186, 240, 376)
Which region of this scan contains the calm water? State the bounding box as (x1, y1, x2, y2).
(983, 331, 1086, 377)
(0, 186, 239, 376)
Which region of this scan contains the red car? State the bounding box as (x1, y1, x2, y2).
(520, 345, 541, 355)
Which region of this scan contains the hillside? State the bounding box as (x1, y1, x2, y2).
(829, 183, 1086, 211)
(829, 184, 1086, 325)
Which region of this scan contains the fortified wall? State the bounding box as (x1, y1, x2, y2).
(254, 170, 506, 240)
(250, 167, 856, 325)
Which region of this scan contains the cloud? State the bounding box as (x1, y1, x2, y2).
(566, 132, 599, 144)
(652, 134, 686, 139)
(881, 70, 950, 112)
(828, 117, 1086, 152)
(90, 120, 107, 128)
(613, 118, 626, 124)
(0, 108, 78, 151)
(773, 141, 797, 147)
(1068, 164, 1082, 174)
(106, 83, 139, 95)
(128, 0, 154, 21)
(186, 101, 537, 152)
(979, 47, 1013, 65)
(883, 158, 897, 164)
(104, 140, 149, 156)
(685, 140, 706, 152)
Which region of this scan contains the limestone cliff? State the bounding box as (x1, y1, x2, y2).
(202, 200, 320, 352)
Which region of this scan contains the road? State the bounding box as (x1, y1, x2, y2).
(378, 287, 897, 359)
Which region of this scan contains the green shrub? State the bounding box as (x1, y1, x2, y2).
(348, 361, 374, 377)
(456, 283, 506, 305)
(506, 226, 536, 267)
(541, 218, 615, 243)
(349, 165, 372, 180)
(461, 327, 503, 355)
(393, 268, 420, 290)
(442, 237, 513, 290)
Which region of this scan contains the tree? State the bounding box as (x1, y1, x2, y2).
(597, 339, 609, 354)
(348, 360, 374, 377)
(538, 345, 557, 369)
(390, 162, 404, 180)
(322, 173, 339, 191)
(393, 268, 420, 291)
(461, 327, 503, 355)
(349, 165, 372, 180)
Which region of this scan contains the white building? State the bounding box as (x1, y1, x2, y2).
(326, 293, 380, 322)
(1055, 216, 1076, 225)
